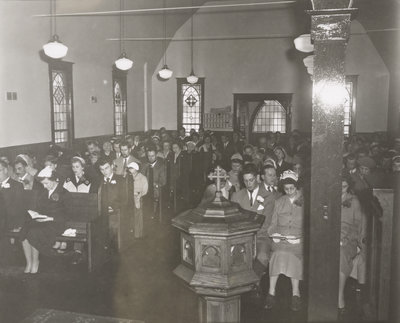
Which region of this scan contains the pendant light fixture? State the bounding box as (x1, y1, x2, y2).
(158, 0, 173, 80)
(43, 0, 68, 59)
(186, 0, 198, 84)
(115, 0, 133, 71)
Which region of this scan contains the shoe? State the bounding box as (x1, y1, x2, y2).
(71, 251, 84, 265)
(291, 295, 302, 311)
(264, 294, 275, 310)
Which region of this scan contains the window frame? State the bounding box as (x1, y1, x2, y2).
(233, 93, 292, 134)
(112, 68, 128, 136)
(177, 78, 205, 132)
(344, 75, 357, 137)
(48, 60, 75, 148)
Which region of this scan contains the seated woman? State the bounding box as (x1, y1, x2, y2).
(20, 166, 67, 273)
(266, 170, 304, 311)
(63, 156, 98, 193)
(338, 174, 366, 315)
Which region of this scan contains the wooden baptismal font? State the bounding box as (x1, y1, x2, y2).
(172, 166, 264, 323)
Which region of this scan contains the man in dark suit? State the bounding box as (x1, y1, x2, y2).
(98, 158, 126, 249)
(221, 134, 235, 170)
(0, 160, 26, 233)
(142, 146, 166, 221)
(98, 158, 126, 215)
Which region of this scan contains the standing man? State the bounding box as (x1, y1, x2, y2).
(220, 134, 235, 170)
(141, 146, 166, 221)
(13, 158, 37, 190)
(0, 160, 26, 234)
(127, 162, 148, 238)
(231, 164, 277, 286)
(98, 158, 126, 248)
(114, 141, 141, 177)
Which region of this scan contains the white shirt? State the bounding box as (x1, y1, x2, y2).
(1, 177, 10, 188)
(247, 186, 259, 204)
(48, 183, 58, 198)
(264, 182, 277, 192)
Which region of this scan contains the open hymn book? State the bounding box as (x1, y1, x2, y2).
(28, 210, 49, 219)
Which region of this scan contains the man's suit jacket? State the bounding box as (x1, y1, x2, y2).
(141, 158, 166, 199)
(0, 178, 26, 230)
(98, 173, 126, 215)
(221, 141, 235, 169)
(231, 184, 281, 240)
(113, 155, 141, 177)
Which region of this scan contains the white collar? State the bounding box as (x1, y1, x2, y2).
(248, 186, 259, 198)
(48, 183, 58, 198)
(1, 177, 10, 186)
(19, 173, 28, 181)
(104, 174, 114, 182)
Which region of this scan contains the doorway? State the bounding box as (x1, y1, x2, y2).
(233, 93, 292, 144)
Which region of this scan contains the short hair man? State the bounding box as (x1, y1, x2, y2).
(13, 158, 36, 190)
(0, 159, 25, 233)
(231, 164, 278, 280)
(113, 141, 141, 177)
(141, 147, 167, 220)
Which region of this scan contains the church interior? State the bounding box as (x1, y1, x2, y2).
(1, 0, 400, 322)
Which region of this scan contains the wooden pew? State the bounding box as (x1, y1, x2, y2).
(62, 192, 110, 272)
(7, 191, 110, 273)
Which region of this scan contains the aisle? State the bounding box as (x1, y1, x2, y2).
(0, 220, 361, 323)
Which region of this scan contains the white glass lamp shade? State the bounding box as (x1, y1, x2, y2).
(187, 71, 198, 84)
(43, 35, 68, 59)
(307, 67, 314, 75)
(158, 65, 173, 79)
(115, 53, 133, 71)
(294, 34, 314, 53)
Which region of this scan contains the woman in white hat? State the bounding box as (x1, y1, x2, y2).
(20, 166, 67, 273)
(266, 170, 304, 311)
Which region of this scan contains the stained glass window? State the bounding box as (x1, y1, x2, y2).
(113, 81, 126, 136)
(50, 67, 73, 145)
(178, 79, 203, 135)
(344, 77, 356, 136)
(113, 70, 127, 136)
(252, 100, 286, 133)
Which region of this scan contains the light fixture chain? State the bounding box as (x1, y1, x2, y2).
(122, 0, 125, 53)
(54, 0, 57, 36)
(119, 0, 123, 54)
(163, 0, 167, 66)
(190, 0, 194, 72)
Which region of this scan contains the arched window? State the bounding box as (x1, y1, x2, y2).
(113, 69, 127, 136)
(49, 61, 74, 147)
(177, 78, 204, 134)
(252, 100, 287, 133)
(344, 76, 357, 136)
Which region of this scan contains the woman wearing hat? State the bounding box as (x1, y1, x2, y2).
(273, 146, 292, 177)
(20, 166, 68, 273)
(63, 156, 98, 193)
(266, 170, 304, 311)
(338, 174, 366, 315)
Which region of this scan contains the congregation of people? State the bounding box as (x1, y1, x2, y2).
(1, 126, 400, 314)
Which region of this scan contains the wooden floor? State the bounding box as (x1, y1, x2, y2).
(0, 218, 363, 323)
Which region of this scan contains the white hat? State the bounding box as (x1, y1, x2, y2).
(127, 162, 139, 170)
(280, 170, 298, 182)
(37, 166, 54, 178)
(231, 153, 243, 161)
